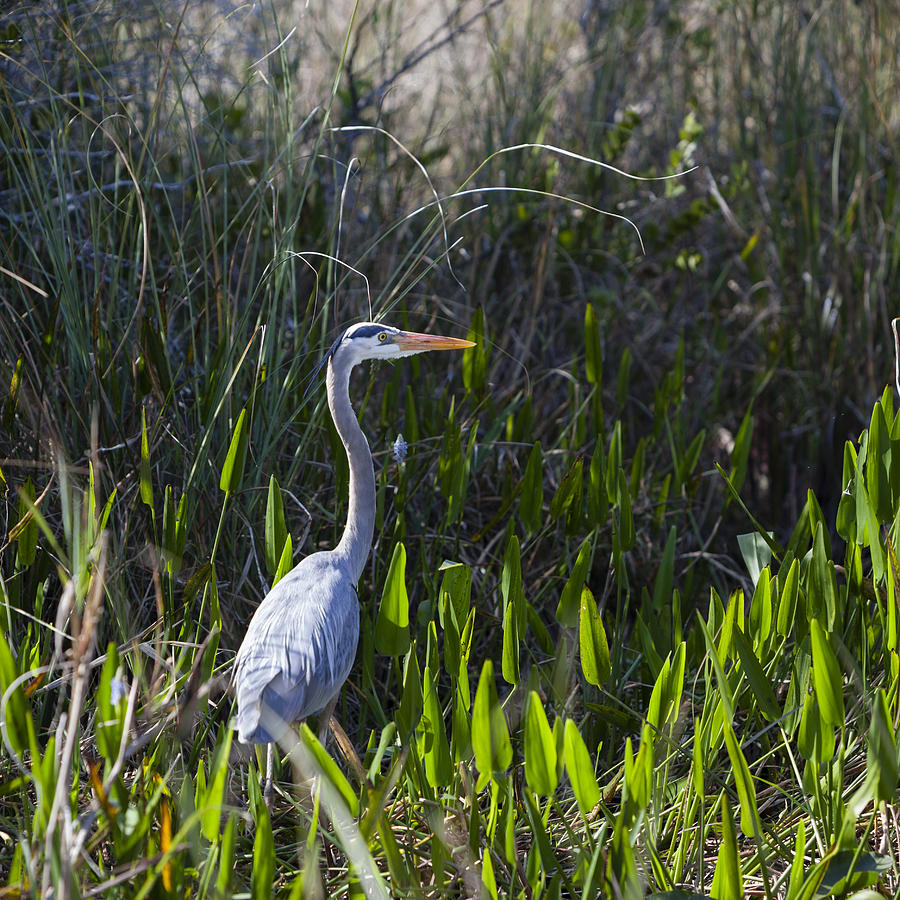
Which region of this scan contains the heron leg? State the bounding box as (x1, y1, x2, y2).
(317, 696, 338, 746)
(263, 741, 275, 808)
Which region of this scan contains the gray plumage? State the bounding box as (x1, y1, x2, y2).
(233, 322, 473, 745)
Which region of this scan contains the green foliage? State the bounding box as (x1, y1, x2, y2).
(3, 0, 900, 896)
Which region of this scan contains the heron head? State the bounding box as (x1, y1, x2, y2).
(308, 322, 474, 392)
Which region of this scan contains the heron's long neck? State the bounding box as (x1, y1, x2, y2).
(326, 356, 376, 583)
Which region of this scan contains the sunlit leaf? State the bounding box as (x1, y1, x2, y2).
(579, 585, 610, 687)
(376, 542, 409, 657)
(564, 719, 600, 815)
(219, 406, 249, 494)
(524, 691, 557, 795)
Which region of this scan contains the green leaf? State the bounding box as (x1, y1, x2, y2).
(732, 625, 781, 722)
(737, 531, 772, 586)
(251, 800, 274, 900)
(520, 442, 544, 533)
(501, 600, 520, 686)
(216, 814, 237, 895)
(462, 306, 488, 394)
(615, 468, 635, 550)
(523, 691, 557, 795)
(652, 526, 677, 610)
(501, 531, 525, 630)
(299, 723, 359, 816)
(140, 406, 153, 508)
(420, 666, 451, 788)
(564, 719, 600, 815)
(550, 457, 583, 521)
(96, 643, 126, 762)
(273, 533, 293, 585)
(696, 612, 735, 724)
(395, 648, 423, 739)
(472, 660, 511, 784)
(556, 538, 592, 626)
(375, 542, 409, 657)
(776, 557, 800, 637)
(810, 619, 844, 728)
(866, 689, 899, 803)
(438, 560, 471, 635)
(264, 475, 288, 576)
(219, 407, 249, 494)
(588, 440, 609, 525)
(723, 718, 760, 838)
(584, 302, 602, 385)
(866, 401, 892, 523)
(201, 727, 233, 842)
(579, 585, 610, 686)
(710, 796, 741, 900)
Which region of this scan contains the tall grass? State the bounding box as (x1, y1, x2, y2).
(2, 0, 900, 896)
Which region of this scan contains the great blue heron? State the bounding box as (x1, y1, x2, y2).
(233, 322, 474, 747)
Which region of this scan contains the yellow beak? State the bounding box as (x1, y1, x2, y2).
(393, 331, 476, 351)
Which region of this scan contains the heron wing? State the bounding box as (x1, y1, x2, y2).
(233, 553, 360, 744)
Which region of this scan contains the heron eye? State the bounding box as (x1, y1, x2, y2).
(378, 332, 387, 342)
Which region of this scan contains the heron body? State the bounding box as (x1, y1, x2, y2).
(234, 322, 473, 745)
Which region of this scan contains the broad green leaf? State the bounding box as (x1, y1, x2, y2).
(472, 660, 511, 784)
(732, 625, 781, 722)
(501, 600, 520, 686)
(737, 531, 772, 586)
(201, 727, 233, 842)
(264, 475, 287, 576)
(776, 558, 800, 637)
(523, 691, 557, 796)
(550, 457, 583, 524)
(616, 468, 635, 550)
(462, 306, 488, 393)
(588, 440, 609, 525)
(797, 691, 835, 763)
(810, 619, 844, 728)
(866, 689, 899, 804)
(564, 719, 600, 815)
(579, 585, 610, 686)
(866, 401, 892, 523)
(723, 718, 760, 838)
(219, 407, 249, 494)
(809, 524, 838, 626)
(251, 799, 274, 900)
(556, 537, 592, 626)
(375, 542, 409, 657)
(438, 560, 471, 631)
(520, 442, 544, 533)
(216, 813, 236, 895)
(273, 534, 293, 585)
(710, 796, 741, 900)
(501, 531, 525, 631)
(606, 421, 622, 498)
(396, 647, 423, 739)
(420, 666, 451, 788)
